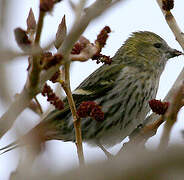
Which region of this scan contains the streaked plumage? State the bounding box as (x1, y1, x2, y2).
(1, 31, 182, 152)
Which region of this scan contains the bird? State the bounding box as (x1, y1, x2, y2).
(1, 31, 183, 154)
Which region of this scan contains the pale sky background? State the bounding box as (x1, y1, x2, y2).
(0, 0, 184, 179)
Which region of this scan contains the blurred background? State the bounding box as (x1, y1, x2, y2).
(0, 0, 184, 179)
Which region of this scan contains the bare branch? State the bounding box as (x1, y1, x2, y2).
(159, 82, 184, 149)
(75, 0, 86, 20)
(134, 0, 184, 136)
(0, 87, 33, 138)
(0, 0, 126, 141)
(156, 0, 184, 50)
(8, 146, 184, 180)
(39, 0, 125, 83)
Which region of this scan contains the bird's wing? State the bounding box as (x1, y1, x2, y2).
(38, 63, 125, 133)
(72, 63, 125, 101)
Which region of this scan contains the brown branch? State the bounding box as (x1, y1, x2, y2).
(60, 25, 111, 164)
(0, 87, 33, 138)
(126, 82, 184, 151)
(34, 11, 45, 44)
(118, 116, 165, 153)
(0, 0, 12, 104)
(0, 3, 47, 138)
(28, 100, 43, 116)
(8, 146, 184, 180)
(128, 82, 184, 151)
(159, 82, 184, 149)
(60, 62, 85, 166)
(70, 38, 98, 62)
(0, 0, 126, 140)
(33, 97, 43, 114)
(135, 0, 184, 139)
(0, 40, 55, 63)
(39, 0, 125, 84)
(58, 0, 113, 60)
(156, 0, 184, 50)
(28, 9, 45, 88)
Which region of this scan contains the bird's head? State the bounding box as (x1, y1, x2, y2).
(114, 31, 183, 70)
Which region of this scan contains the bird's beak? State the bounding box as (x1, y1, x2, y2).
(170, 49, 184, 58)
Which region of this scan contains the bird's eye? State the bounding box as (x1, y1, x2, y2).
(153, 43, 162, 48)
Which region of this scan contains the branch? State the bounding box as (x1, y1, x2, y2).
(126, 1, 184, 147)
(0, 5, 46, 138)
(134, 0, 184, 134)
(156, 0, 184, 50)
(159, 82, 184, 149)
(0, 39, 56, 63)
(0, 0, 126, 139)
(8, 146, 184, 180)
(39, 0, 125, 83)
(57, 0, 112, 57)
(118, 116, 165, 152)
(60, 64, 85, 165)
(28, 9, 45, 88)
(40, 0, 126, 83)
(0, 0, 12, 104)
(0, 87, 33, 138)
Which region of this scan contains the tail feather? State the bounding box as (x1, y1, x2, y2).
(0, 107, 72, 155)
(0, 140, 21, 155)
(0, 124, 43, 155)
(0, 145, 20, 155)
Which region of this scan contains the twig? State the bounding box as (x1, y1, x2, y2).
(40, 0, 125, 82)
(159, 82, 184, 149)
(0, 87, 33, 138)
(0, 0, 126, 140)
(156, 0, 184, 51)
(0, 0, 12, 104)
(58, 0, 112, 59)
(34, 97, 43, 114)
(118, 116, 164, 154)
(75, 0, 86, 20)
(0, 4, 47, 138)
(0, 38, 57, 63)
(60, 62, 85, 165)
(136, 0, 184, 134)
(39, 0, 124, 84)
(34, 11, 45, 44)
(28, 9, 45, 88)
(70, 36, 98, 62)
(8, 146, 184, 180)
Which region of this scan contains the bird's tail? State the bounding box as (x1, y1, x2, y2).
(0, 129, 46, 155)
(0, 126, 49, 156)
(0, 122, 46, 156)
(0, 140, 21, 155)
(0, 108, 73, 155)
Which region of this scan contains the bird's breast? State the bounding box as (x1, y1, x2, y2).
(89, 69, 160, 147)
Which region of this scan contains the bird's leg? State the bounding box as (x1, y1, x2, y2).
(96, 141, 114, 159)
